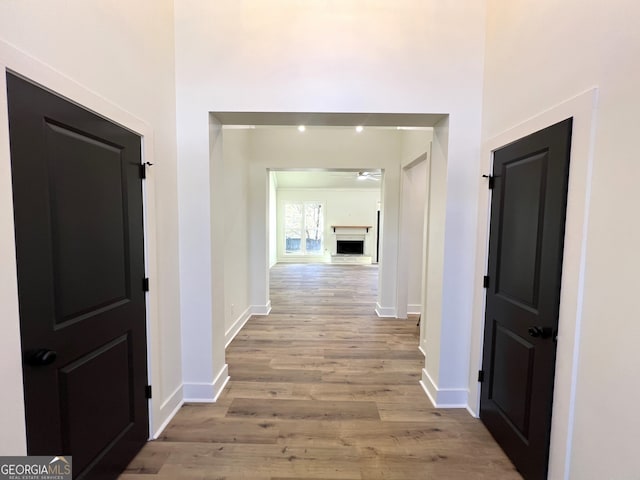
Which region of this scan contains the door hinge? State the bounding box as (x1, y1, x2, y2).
(482, 174, 495, 189)
(143, 277, 150, 292)
(145, 385, 152, 399)
(478, 370, 485, 383)
(483, 276, 490, 288)
(139, 162, 154, 179)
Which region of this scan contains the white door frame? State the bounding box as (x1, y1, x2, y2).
(469, 88, 598, 479)
(0, 41, 163, 448)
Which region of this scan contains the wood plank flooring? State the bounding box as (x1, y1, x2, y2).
(120, 263, 520, 479)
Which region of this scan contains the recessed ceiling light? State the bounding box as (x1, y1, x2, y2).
(298, 125, 306, 132)
(355, 126, 364, 133)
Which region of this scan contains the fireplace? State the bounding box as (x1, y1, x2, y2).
(336, 240, 364, 255)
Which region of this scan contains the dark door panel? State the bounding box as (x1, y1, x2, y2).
(495, 151, 547, 308)
(8, 73, 148, 480)
(46, 120, 130, 322)
(60, 334, 134, 474)
(481, 119, 572, 480)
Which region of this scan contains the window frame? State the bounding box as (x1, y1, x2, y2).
(283, 201, 325, 255)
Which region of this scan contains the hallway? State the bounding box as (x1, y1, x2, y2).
(121, 264, 519, 479)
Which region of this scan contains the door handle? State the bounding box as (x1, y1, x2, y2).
(527, 326, 553, 339)
(25, 349, 57, 366)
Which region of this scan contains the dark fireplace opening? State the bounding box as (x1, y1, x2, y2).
(336, 240, 364, 255)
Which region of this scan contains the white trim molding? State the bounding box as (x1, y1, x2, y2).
(420, 368, 468, 408)
(152, 384, 184, 439)
(407, 304, 422, 315)
(225, 306, 253, 348)
(375, 303, 397, 318)
(251, 302, 272, 316)
(469, 88, 598, 480)
(225, 303, 275, 348)
(0, 39, 165, 447)
(183, 364, 229, 403)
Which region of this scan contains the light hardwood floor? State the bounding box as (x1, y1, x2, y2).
(120, 263, 520, 479)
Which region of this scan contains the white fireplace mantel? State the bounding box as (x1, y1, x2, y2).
(331, 226, 373, 264)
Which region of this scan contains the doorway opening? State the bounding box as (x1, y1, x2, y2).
(270, 169, 382, 267)
(212, 113, 448, 412)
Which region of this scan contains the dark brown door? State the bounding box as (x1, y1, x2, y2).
(480, 119, 572, 480)
(7, 73, 148, 479)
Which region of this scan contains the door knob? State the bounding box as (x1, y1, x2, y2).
(527, 326, 552, 339)
(25, 349, 57, 366)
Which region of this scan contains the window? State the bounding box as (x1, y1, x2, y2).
(304, 202, 323, 254)
(284, 201, 324, 254)
(284, 203, 303, 253)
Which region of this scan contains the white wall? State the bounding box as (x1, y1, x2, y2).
(3, 3, 634, 476)
(480, 1, 640, 478)
(405, 161, 428, 312)
(173, 0, 486, 407)
(276, 188, 380, 262)
(400, 130, 433, 169)
(397, 129, 432, 318)
(222, 130, 251, 341)
(421, 119, 450, 397)
(396, 133, 431, 319)
(269, 171, 278, 268)
(206, 117, 229, 393)
(0, 0, 182, 450)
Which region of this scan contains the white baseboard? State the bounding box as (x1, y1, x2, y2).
(467, 385, 481, 418)
(418, 344, 426, 357)
(419, 378, 437, 408)
(375, 303, 397, 318)
(225, 306, 252, 348)
(152, 383, 184, 439)
(407, 304, 422, 315)
(251, 301, 272, 316)
(212, 374, 230, 402)
(419, 368, 468, 408)
(225, 302, 273, 348)
(331, 255, 372, 265)
(183, 364, 229, 402)
(277, 256, 328, 264)
(159, 383, 183, 413)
